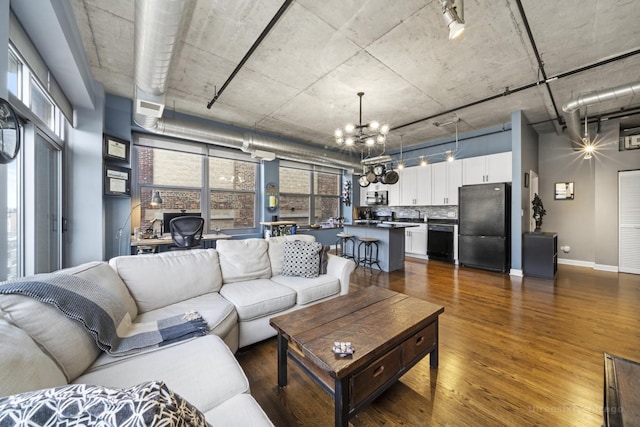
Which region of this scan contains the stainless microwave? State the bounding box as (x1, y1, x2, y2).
(366, 191, 388, 205)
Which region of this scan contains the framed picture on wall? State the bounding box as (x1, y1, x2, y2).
(103, 134, 130, 163)
(104, 165, 131, 197)
(554, 182, 574, 200)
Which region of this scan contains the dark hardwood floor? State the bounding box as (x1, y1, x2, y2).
(236, 258, 640, 426)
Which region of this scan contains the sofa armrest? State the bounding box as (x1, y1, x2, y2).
(326, 254, 356, 295)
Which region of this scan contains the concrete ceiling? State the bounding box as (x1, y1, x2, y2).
(69, 0, 640, 152)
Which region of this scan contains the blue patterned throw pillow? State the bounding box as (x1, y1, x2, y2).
(0, 380, 209, 427)
(281, 240, 323, 278)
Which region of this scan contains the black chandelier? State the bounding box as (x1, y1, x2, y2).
(334, 92, 390, 148)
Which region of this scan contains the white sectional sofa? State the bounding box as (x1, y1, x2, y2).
(0, 235, 355, 425)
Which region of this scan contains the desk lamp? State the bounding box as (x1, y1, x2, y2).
(116, 191, 163, 255)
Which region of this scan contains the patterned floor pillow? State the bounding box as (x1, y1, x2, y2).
(0, 380, 209, 426)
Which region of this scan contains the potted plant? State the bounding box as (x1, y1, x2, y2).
(532, 193, 546, 232)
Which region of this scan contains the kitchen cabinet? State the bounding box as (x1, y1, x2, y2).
(462, 152, 512, 185)
(387, 181, 400, 206)
(399, 166, 432, 206)
(431, 159, 462, 205)
(403, 223, 427, 256)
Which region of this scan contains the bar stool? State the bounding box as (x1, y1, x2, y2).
(335, 233, 355, 260)
(356, 237, 381, 274)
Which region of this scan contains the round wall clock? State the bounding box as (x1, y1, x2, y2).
(0, 99, 21, 164)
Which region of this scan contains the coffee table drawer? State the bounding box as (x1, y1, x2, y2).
(402, 323, 435, 366)
(350, 346, 402, 407)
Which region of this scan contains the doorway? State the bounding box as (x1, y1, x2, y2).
(619, 170, 640, 274)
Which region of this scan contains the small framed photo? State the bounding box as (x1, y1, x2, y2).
(103, 134, 130, 163)
(104, 165, 131, 197)
(554, 182, 574, 200)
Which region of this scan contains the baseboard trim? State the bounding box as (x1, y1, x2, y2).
(593, 264, 619, 273)
(558, 259, 594, 268)
(509, 269, 523, 277)
(557, 259, 620, 272)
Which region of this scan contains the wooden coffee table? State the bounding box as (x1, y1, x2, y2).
(270, 287, 444, 427)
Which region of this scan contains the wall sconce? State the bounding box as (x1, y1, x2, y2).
(266, 183, 278, 211)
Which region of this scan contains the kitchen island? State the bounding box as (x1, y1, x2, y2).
(343, 223, 418, 272)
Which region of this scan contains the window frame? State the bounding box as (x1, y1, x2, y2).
(279, 163, 342, 225)
(132, 133, 260, 236)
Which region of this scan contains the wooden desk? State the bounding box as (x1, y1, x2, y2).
(130, 233, 231, 254)
(270, 287, 444, 427)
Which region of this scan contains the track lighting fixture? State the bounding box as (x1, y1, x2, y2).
(441, 0, 465, 40)
(420, 156, 428, 166)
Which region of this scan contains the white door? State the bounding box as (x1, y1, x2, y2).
(33, 131, 61, 273)
(619, 170, 640, 274)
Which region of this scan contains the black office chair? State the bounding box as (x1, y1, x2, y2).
(169, 216, 205, 250)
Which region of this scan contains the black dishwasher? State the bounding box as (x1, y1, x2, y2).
(427, 220, 456, 263)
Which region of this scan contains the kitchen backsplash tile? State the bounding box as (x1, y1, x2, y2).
(372, 205, 458, 220)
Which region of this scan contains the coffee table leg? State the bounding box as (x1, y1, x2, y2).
(430, 318, 439, 368)
(277, 333, 288, 387)
(335, 377, 350, 427)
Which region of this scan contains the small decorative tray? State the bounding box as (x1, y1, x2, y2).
(332, 341, 355, 357)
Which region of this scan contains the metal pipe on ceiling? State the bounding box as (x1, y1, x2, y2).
(155, 116, 361, 170)
(133, 0, 189, 129)
(562, 81, 640, 149)
(131, 0, 360, 170)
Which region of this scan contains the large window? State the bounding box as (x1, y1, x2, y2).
(7, 49, 21, 97)
(279, 164, 341, 225)
(2, 42, 67, 279)
(209, 157, 256, 231)
(134, 135, 258, 234)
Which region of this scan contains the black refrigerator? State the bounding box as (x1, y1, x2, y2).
(458, 182, 511, 272)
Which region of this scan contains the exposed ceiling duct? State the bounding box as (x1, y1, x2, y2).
(133, 0, 188, 129)
(563, 81, 640, 149)
(132, 0, 359, 170)
(155, 116, 361, 170)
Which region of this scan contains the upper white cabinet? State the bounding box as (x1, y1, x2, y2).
(387, 181, 400, 206)
(462, 152, 512, 185)
(432, 160, 462, 205)
(399, 166, 432, 206)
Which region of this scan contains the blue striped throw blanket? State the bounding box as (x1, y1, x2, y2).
(0, 273, 208, 356)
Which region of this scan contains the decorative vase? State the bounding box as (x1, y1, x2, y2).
(534, 218, 542, 233)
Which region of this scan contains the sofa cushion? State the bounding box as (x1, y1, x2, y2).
(76, 335, 249, 413)
(0, 381, 208, 427)
(217, 239, 271, 284)
(60, 261, 138, 319)
(219, 279, 296, 321)
(268, 235, 316, 276)
(0, 316, 67, 397)
(109, 249, 222, 313)
(0, 272, 104, 381)
(204, 394, 274, 427)
(271, 274, 341, 305)
(281, 240, 323, 278)
(134, 293, 237, 343)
